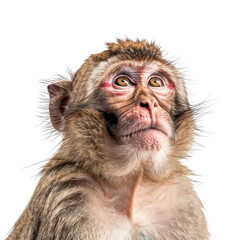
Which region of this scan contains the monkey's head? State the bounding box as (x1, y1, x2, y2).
(47, 39, 195, 180)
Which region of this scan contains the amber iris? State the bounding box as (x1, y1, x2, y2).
(114, 76, 132, 87)
(148, 77, 165, 87)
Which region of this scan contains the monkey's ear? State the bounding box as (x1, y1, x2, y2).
(47, 81, 72, 131)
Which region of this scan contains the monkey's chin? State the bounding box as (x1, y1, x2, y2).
(123, 129, 169, 151)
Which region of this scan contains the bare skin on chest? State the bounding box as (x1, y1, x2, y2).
(84, 169, 180, 233)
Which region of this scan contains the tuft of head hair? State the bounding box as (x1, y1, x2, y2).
(91, 38, 163, 62)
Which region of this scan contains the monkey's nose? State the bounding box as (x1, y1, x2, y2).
(140, 102, 150, 108)
(139, 98, 158, 110)
(138, 95, 159, 123)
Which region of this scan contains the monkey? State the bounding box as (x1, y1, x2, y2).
(6, 39, 209, 240)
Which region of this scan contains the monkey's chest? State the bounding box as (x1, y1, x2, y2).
(84, 182, 180, 239)
(131, 183, 179, 226)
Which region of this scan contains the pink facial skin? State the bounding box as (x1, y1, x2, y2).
(101, 82, 111, 88)
(100, 65, 175, 150)
(167, 83, 174, 90)
(119, 107, 173, 151)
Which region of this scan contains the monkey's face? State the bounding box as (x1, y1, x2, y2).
(97, 61, 175, 153)
(48, 40, 194, 177)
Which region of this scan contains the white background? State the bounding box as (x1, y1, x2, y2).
(0, 1, 239, 239)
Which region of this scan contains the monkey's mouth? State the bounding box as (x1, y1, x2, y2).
(120, 126, 167, 138)
(102, 112, 168, 140)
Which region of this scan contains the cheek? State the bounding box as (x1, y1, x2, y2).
(101, 82, 111, 88)
(168, 83, 174, 90)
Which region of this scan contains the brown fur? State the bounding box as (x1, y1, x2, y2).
(6, 39, 209, 240)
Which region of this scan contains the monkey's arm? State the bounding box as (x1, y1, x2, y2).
(6, 162, 91, 240)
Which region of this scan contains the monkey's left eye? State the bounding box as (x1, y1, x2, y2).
(114, 76, 133, 87)
(148, 76, 166, 87)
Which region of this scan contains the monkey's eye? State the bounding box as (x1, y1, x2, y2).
(148, 76, 166, 87)
(114, 76, 133, 87)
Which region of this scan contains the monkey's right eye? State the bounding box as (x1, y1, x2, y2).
(114, 76, 133, 87)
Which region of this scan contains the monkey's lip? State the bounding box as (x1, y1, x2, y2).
(120, 126, 167, 138)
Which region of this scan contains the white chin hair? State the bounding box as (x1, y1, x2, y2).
(136, 148, 169, 174)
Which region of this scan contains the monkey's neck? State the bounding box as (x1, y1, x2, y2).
(93, 167, 167, 222)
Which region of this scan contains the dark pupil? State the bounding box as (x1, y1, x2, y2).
(119, 79, 127, 85)
(156, 79, 163, 86)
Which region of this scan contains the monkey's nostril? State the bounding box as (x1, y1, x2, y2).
(140, 102, 149, 108)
